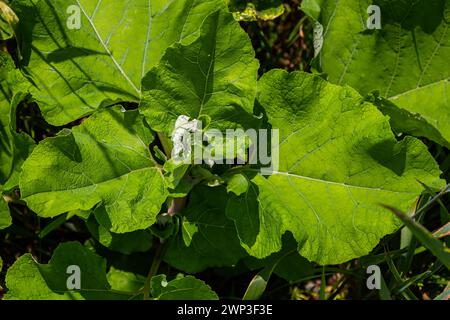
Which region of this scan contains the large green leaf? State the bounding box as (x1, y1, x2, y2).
(19, 107, 168, 233)
(301, 0, 450, 147)
(140, 8, 259, 134)
(230, 70, 444, 265)
(11, 0, 224, 125)
(164, 185, 247, 273)
(0, 52, 35, 190)
(4, 241, 132, 299)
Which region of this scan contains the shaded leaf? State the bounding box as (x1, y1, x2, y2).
(19, 107, 167, 233)
(164, 185, 247, 273)
(244, 234, 314, 283)
(86, 214, 153, 254)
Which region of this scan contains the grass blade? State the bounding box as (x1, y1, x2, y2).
(385, 250, 417, 300)
(433, 222, 450, 239)
(382, 205, 450, 270)
(379, 273, 392, 300)
(319, 267, 326, 300)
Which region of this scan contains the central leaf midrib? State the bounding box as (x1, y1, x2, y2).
(388, 78, 450, 100)
(76, 0, 140, 96)
(245, 169, 418, 194)
(141, 0, 153, 82)
(197, 11, 219, 118)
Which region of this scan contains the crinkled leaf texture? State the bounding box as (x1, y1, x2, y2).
(164, 185, 247, 273)
(140, 8, 259, 134)
(11, 0, 224, 125)
(4, 241, 131, 300)
(227, 70, 444, 265)
(19, 107, 168, 233)
(301, 0, 450, 147)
